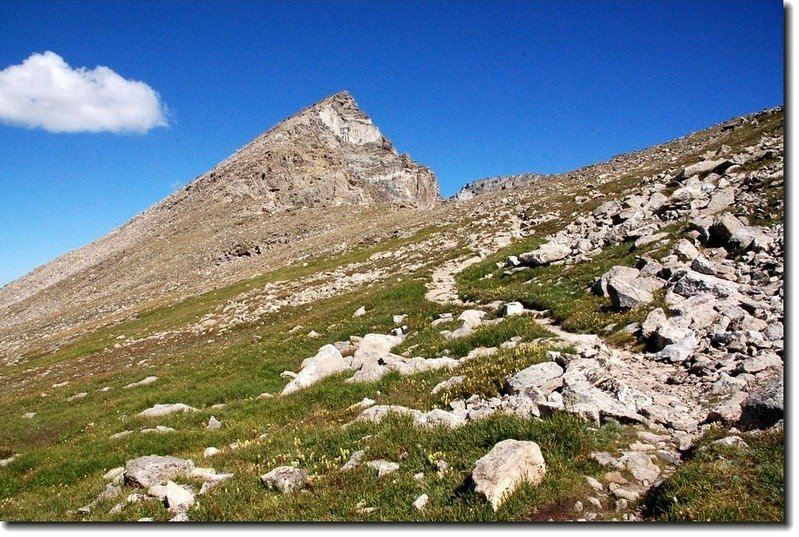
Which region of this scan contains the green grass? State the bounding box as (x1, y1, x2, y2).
(437, 343, 554, 404)
(395, 314, 553, 359)
(643, 427, 784, 522)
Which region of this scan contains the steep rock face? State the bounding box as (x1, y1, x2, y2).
(185, 91, 440, 210)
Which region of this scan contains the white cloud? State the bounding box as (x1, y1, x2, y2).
(0, 51, 168, 133)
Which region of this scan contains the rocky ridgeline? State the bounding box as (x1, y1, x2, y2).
(454, 172, 550, 201)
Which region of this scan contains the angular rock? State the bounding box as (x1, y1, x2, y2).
(672, 269, 739, 299)
(164, 481, 195, 512)
(413, 493, 429, 511)
(457, 309, 486, 327)
(739, 375, 784, 430)
(366, 460, 399, 477)
(504, 362, 564, 395)
(207, 416, 222, 430)
(355, 405, 423, 424)
(616, 452, 660, 483)
(341, 449, 366, 471)
(502, 302, 525, 317)
(518, 242, 571, 266)
(124, 455, 195, 488)
(260, 466, 309, 493)
(654, 331, 697, 363)
(472, 439, 547, 511)
(709, 213, 745, 245)
(592, 266, 640, 297)
(431, 375, 464, 395)
(282, 344, 350, 395)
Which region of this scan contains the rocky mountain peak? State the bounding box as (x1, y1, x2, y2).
(182, 91, 441, 211)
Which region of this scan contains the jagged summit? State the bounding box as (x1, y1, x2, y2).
(178, 91, 441, 211)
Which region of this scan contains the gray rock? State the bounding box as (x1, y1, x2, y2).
(124, 455, 195, 488)
(413, 493, 429, 511)
(505, 362, 564, 396)
(616, 452, 660, 483)
(431, 375, 464, 395)
(703, 187, 735, 215)
(207, 416, 222, 430)
(607, 279, 654, 309)
(355, 404, 423, 424)
(366, 460, 399, 477)
(260, 466, 309, 493)
(592, 266, 640, 297)
(341, 449, 366, 471)
(672, 269, 739, 299)
(472, 439, 547, 511)
(137, 403, 198, 418)
(124, 376, 158, 389)
(502, 302, 525, 317)
(164, 480, 195, 512)
(672, 239, 700, 261)
(654, 331, 697, 363)
(709, 213, 745, 245)
(518, 242, 571, 266)
(739, 374, 783, 430)
(282, 344, 350, 395)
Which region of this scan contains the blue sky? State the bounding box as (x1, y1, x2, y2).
(0, 0, 784, 286)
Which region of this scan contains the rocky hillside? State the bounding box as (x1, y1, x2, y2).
(453, 172, 550, 201)
(0, 105, 783, 522)
(0, 92, 440, 365)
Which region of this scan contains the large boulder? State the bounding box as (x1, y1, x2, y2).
(504, 362, 564, 395)
(592, 266, 640, 297)
(472, 439, 547, 511)
(738, 375, 783, 430)
(672, 268, 739, 299)
(596, 266, 664, 309)
(124, 455, 195, 488)
(518, 242, 571, 267)
(282, 344, 351, 395)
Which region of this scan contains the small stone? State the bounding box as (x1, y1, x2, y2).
(353, 306, 367, 318)
(260, 466, 309, 493)
(207, 416, 222, 430)
(366, 460, 399, 477)
(413, 494, 429, 510)
(503, 302, 525, 317)
(203, 447, 221, 458)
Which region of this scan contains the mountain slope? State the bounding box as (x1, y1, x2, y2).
(0, 105, 783, 522)
(0, 92, 440, 363)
